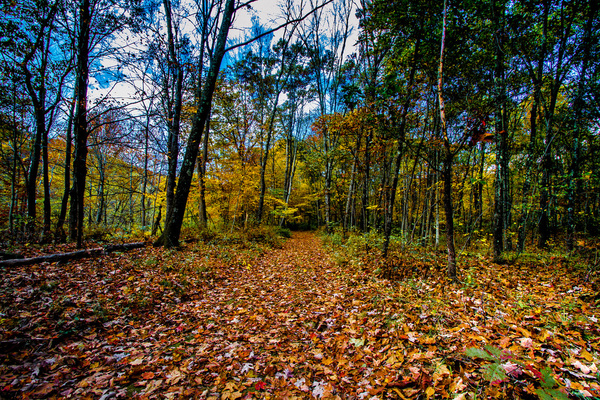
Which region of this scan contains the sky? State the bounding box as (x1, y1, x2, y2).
(89, 0, 359, 115)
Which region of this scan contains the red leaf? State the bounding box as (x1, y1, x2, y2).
(526, 365, 543, 379)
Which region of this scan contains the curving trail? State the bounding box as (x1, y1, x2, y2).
(179, 231, 366, 398)
(3, 231, 597, 399)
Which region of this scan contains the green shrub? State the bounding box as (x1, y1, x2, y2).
(244, 226, 283, 247)
(276, 227, 292, 238)
(85, 225, 113, 241)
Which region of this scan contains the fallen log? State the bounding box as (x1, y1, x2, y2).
(0, 252, 25, 260)
(0, 242, 146, 267)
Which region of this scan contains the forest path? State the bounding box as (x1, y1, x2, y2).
(3, 231, 598, 399)
(175, 230, 363, 397)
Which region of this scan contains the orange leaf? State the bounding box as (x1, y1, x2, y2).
(142, 372, 155, 380)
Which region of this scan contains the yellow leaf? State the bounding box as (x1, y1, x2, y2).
(538, 330, 551, 342)
(421, 337, 436, 345)
(570, 381, 585, 391)
(516, 326, 531, 337)
(425, 386, 435, 399)
(391, 388, 410, 400)
(467, 334, 486, 342)
(435, 364, 450, 377)
(581, 349, 593, 362)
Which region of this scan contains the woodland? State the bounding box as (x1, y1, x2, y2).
(1, 0, 600, 398)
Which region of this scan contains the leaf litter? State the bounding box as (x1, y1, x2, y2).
(1, 232, 599, 399)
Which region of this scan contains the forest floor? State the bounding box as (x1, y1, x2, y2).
(0, 231, 599, 399)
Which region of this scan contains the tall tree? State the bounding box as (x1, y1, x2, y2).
(155, 0, 335, 246)
(16, 0, 72, 240)
(515, 0, 550, 252)
(566, 0, 597, 250)
(155, 0, 236, 247)
(69, 0, 92, 248)
(537, 0, 577, 248)
(492, 0, 511, 261)
(437, 0, 457, 280)
(162, 0, 185, 222)
(300, 0, 353, 231)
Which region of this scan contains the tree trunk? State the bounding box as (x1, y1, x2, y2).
(492, 0, 508, 262)
(538, 3, 572, 249)
(141, 114, 150, 227)
(154, 0, 236, 248)
(56, 89, 76, 241)
(361, 129, 371, 232)
(324, 148, 332, 232)
(23, 52, 48, 237)
(41, 111, 51, 241)
(442, 152, 457, 280)
(566, 2, 595, 251)
(163, 0, 183, 223)
(9, 73, 20, 235)
(382, 35, 420, 258)
(21, 4, 58, 238)
(198, 117, 210, 228)
(95, 151, 105, 224)
(473, 143, 485, 231)
(280, 112, 298, 228)
(256, 117, 275, 224)
(437, 0, 457, 280)
(517, 2, 548, 252)
(70, 0, 91, 248)
(0, 242, 146, 267)
(344, 138, 360, 232)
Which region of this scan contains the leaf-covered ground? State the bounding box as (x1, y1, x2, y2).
(1, 232, 599, 399)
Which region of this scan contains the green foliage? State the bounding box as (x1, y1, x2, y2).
(85, 225, 113, 242)
(536, 367, 569, 400)
(466, 345, 509, 383)
(481, 363, 508, 383)
(465, 347, 497, 361)
(276, 227, 292, 238)
(466, 345, 571, 398)
(243, 226, 284, 247)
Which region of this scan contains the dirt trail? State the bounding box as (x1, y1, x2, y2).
(5, 231, 596, 398)
(1, 231, 375, 399)
(176, 231, 361, 398)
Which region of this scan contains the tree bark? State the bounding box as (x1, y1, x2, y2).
(0, 242, 145, 267)
(56, 89, 77, 241)
(566, 2, 596, 250)
(154, 0, 236, 248)
(163, 0, 184, 222)
(382, 35, 420, 258)
(198, 118, 210, 227)
(361, 129, 371, 232)
(142, 113, 150, 227)
(538, 2, 573, 249)
(437, 0, 457, 280)
(344, 134, 360, 232)
(70, 0, 91, 248)
(492, 0, 509, 262)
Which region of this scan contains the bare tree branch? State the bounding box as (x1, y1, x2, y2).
(224, 0, 334, 53)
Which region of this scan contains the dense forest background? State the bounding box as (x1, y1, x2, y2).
(1, 0, 599, 276)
